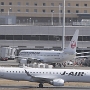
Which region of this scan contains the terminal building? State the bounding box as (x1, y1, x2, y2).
(0, 0, 90, 52)
(0, 25, 90, 52)
(0, 0, 90, 25)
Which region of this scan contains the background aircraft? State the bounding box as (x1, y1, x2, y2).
(17, 30, 79, 65)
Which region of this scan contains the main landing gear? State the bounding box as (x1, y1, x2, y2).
(39, 83, 43, 88)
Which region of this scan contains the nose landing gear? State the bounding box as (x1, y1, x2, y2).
(39, 83, 43, 88)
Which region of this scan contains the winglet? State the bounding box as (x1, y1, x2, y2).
(64, 29, 79, 54)
(24, 69, 34, 77)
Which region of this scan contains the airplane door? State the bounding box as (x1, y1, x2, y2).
(0, 69, 4, 77)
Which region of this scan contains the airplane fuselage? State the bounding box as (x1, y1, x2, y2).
(0, 67, 90, 83)
(18, 50, 75, 63)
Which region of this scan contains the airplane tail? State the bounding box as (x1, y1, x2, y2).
(63, 29, 79, 54)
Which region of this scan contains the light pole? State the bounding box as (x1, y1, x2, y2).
(30, 18, 31, 25)
(62, 0, 65, 50)
(27, 19, 28, 24)
(8, 8, 11, 15)
(51, 10, 54, 25)
(59, 4, 61, 26)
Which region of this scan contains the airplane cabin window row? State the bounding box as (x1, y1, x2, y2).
(6, 71, 61, 74)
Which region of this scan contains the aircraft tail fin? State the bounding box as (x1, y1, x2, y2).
(64, 29, 79, 54)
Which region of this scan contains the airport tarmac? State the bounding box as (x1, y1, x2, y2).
(0, 79, 90, 90)
(0, 60, 90, 90)
(0, 78, 90, 90)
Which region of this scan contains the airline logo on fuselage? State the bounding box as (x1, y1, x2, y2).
(71, 41, 76, 49)
(19, 52, 40, 55)
(61, 71, 84, 76)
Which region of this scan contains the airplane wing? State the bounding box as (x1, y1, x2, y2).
(24, 69, 53, 82)
(75, 55, 90, 58)
(16, 56, 43, 62)
(77, 52, 90, 55)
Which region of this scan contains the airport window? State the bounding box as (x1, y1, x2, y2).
(17, 9, 20, 12)
(51, 10, 54, 12)
(49, 35, 56, 41)
(60, 10, 62, 13)
(6, 35, 13, 40)
(26, 9, 29, 12)
(43, 3, 46, 6)
(84, 10, 87, 13)
(51, 3, 54, 6)
(34, 3, 37, 6)
(9, 2, 12, 5)
(23, 35, 30, 40)
(14, 35, 22, 40)
(17, 2, 21, 5)
(0, 35, 5, 40)
(1, 9, 4, 12)
(76, 10, 79, 13)
(78, 36, 83, 41)
(34, 9, 37, 12)
(30, 35, 39, 40)
(83, 36, 90, 41)
(9, 9, 12, 12)
(65, 36, 70, 41)
(40, 35, 48, 40)
(59, 3, 62, 6)
(84, 4, 87, 6)
(67, 10, 70, 13)
(76, 4, 79, 6)
(1, 2, 4, 5)
(68, 3, 70, 6)
(26, 2, 29, 5)
(42, 9, 45, 13)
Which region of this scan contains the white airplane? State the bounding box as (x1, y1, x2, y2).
(0, 67, 90, 88)
(17, 29, 79, 64)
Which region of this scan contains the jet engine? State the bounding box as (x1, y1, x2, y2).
(50, 79, 64, 86)
(20, 59, 27, 64)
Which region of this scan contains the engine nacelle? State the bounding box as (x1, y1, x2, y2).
(20, 59, 27, 64)
(50, 79, 64, 86)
